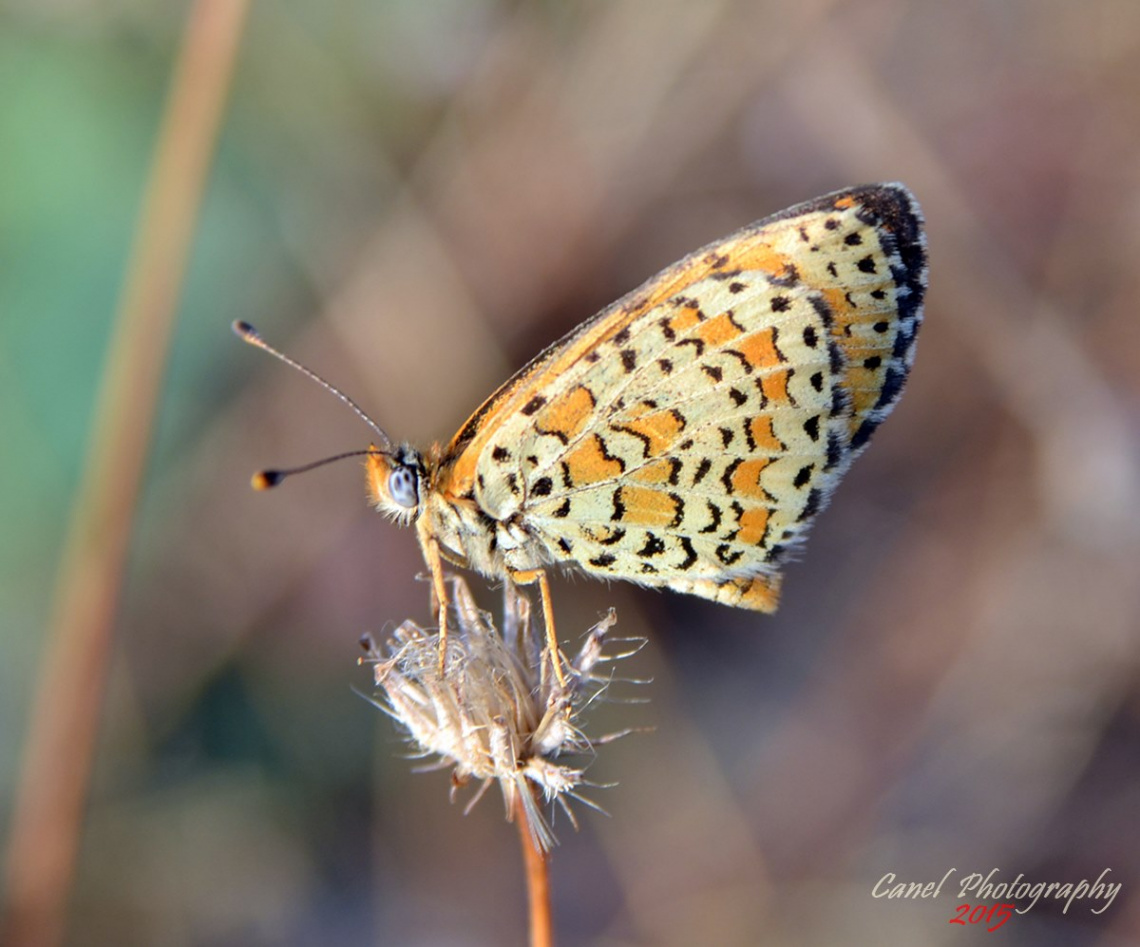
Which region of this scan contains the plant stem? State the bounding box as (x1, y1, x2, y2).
(517, 791, 554, 947)
(0, 3, 249, 945)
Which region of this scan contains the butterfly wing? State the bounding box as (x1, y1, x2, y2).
(437, 184, 926, 610)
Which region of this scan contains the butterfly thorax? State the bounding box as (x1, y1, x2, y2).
(425, 452, 553, 578)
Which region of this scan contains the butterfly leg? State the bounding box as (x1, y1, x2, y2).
(416, 521, 452, 673)
(510, 569, 568, 690)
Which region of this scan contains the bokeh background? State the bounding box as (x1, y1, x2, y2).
(4, 1, 1140, 945)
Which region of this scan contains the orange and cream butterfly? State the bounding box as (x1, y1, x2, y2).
(237, 183, 926, 681)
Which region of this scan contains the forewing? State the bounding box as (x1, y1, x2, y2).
(440, 184, 926, 610)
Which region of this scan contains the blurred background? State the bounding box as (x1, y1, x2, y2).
(4, 1, 1140, 944)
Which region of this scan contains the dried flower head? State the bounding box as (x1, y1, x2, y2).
(360, 577, 637, 851)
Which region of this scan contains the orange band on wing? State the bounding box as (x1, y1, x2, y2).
(730, 458, 771, 500)
(563, 433, 624, 486)
(748, 415, 785, 453)
(735, 506, 771, 545)
(535, 384, 596, 444)
(619, 485, 683, 528)
(734, 329, 785, 373)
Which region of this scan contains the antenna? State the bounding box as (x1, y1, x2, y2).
(250, 449, 384, 491)
(232, 320, 393, 450)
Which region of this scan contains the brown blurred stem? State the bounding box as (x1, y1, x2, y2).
(517, 791, 554, 947)
(0, 2, 250, 945)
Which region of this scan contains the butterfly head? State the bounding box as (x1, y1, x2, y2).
(365, 443, 426, 525)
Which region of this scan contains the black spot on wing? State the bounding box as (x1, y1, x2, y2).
(828, 339, 843, 375)
(769, 263, 800, 288)
(830, 386, 849, 417)
(716, 543, 744, 565)
(699, 501, 722, 534)
(721, 458, 742, 494)
(612, 423, 653, 459)
(784, 367, 798, 407)
(825, 431, 843, 470)
(668, 493, 685, 529)
(597, 527, 626, 546)
(850, 418, 880, 451)
(771, 326, 788, 362)
(595, 435, 627, 473)
(874, 365, 907, 410)
(798, 488, 822, 522)
(677, 536, 698, 570)
(611, 486, 626, 522)
(638, 533, 666, 557)
(521, 395, 546, 416)
(892, 322, 916, 358)
(723, 349, 755, 374)
(535, 424, 569, 445)
(809, 294, 834, 327)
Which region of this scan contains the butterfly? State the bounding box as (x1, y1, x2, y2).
(237, 183, 926, 683)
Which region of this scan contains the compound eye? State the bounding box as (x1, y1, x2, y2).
(388, 466, 418, 509)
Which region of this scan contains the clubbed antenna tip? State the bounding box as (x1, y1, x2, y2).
(251, 470, 284, 490)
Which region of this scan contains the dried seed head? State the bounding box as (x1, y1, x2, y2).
(361, 577, 637, 851)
